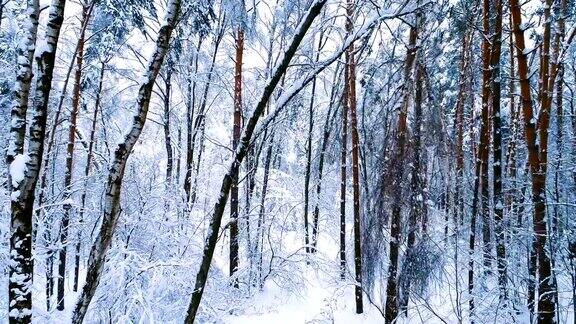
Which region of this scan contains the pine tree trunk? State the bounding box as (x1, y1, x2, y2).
(345, 0, 363, 314)
(72, 2, 181, 321)
(488, 0, 507, 302)
(58, 5, 90, 310)
(399, 61, 425, 316)
(454, 31, 470, 229)
(384, 19, 418, 324)
(509, 0, 557, 321)
(480, 0, 493, 273)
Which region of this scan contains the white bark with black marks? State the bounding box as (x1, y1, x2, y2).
(72, 1, 182, 322)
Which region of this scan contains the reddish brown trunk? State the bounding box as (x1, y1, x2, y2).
(58, 5, 89, 310)
(509, 0, 556, 321)
(385, 20, 418, 324)
(345, 0, 363, 314)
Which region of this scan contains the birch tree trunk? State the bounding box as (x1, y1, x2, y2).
(72, 1, 181, 321)
(7, 0, 39, 321)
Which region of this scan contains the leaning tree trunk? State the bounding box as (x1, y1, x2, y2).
(72, 1, 182, 322)
(183, 2, 328, 321)
(6, 0, 39, 321)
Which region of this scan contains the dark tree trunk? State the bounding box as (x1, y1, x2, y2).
(489, 0, 506, 302)
(184, 38, 202, 205)
(74, 62, 105, 292)
(230, 28, 244, 286)
(163, 65, 174, 185)
(384, 18, 418, 324)
(183, 2, 328, 321)
(399, 61, 425, 316)
(340, 69, 348, 280)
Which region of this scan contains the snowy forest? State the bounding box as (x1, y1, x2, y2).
(0, 0, 575, 322)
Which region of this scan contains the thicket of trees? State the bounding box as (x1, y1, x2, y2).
(0, 0, 575, 322)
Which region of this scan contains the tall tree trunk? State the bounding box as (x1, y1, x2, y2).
(509, 0, 557, 321)
(230, 28, 244, 286)
(183, 2, 328, 321)
(255, 134, 274, 289)
(312, 65, 341, 251)
(384, 18, 418, 324)
(399, 61, 425, 316)
(13, 0, 67, 319)
(489, 0, 506, 302)
(340, 68, 348, 280)
(303, 74, 315, 255)
(74, 62, 105, 292)
(163, 64, 174, 186)
(480, 0, 493, 272)
(58, 4, 90, 310)
(72, 2, 182, 321)
(7, 0, 39, 320)
(184, 38, 202, 205)
(188, 22, 225, 207)
(305, 31, 326, 253)
(454, 31, 470, 228)
(345, 0, 363, 314)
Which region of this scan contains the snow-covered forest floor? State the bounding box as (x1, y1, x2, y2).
(1, 0, 576, 322)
